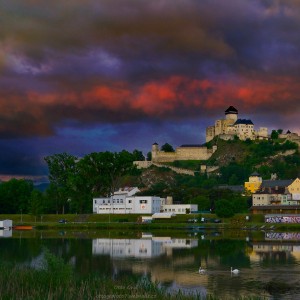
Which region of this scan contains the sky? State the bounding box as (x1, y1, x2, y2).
(0, 0, 300, 182)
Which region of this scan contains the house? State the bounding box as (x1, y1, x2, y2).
(93, 187, 198, 215)
(251, 178, 300, 214)
(93, 195, 162, 214)
(244, 172, 263, 193)
(288, 178, 300, 201)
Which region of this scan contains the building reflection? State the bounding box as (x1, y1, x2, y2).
(0, 229, 12, 238)
(250, 232, 300, 263)
(92, 234, 198, 258)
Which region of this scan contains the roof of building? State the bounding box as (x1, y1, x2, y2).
(234, 119, 254, 125)
(250, 205, 300, 210)
(261, 179, 294, 188)
(180, 144, 204, 148)
(225, 106, 238, 114)
(250, 172, 261, 177)
(255, 186, 287, 194)
(217, 185, 244, 192)
(152, 212, 176, 219)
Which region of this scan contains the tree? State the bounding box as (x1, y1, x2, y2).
(215, 199, 235, 218)
(44, 153, 78, 214)
(271, 130, 279, 140)
(161, 143, 175, 152)
(44, 150, 136, 213)
(147, 152, 152, 161)
(190, 195, 211, 211)
(132, 149, 145, 161)
(29, 190, 45, 221)
(0, 179, 33, 214)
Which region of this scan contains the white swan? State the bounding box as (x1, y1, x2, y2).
(199, 266, 206, 274)
(231, 267, 239, 274)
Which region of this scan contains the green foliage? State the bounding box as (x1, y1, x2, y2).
(132, 149, 145, 161)
(29, 190, 45, 217)
(147, 151, 152, 161)
(171, 160, 201, 170)
(160, 142, 175, 152)
(215, 199, 235, 218)
(219, 162, 250, 184)
(0, 179, 33, 214)
(271, 130, 279, 140)
(190, 195, 211, 211)
(44, 150, 137, 214)
(44, 248, 73, 284)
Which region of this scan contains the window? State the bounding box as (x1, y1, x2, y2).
(128, 200, 132, 204)
(140, 200, 147, 204)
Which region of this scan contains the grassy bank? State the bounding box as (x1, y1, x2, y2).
(0, 213, 296, 231)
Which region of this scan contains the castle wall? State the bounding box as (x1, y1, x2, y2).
(152, 151, 177, 163)
(206, 126, 215, 143)
(152, 146, 215, 163)
(134, 161, 152, 169)
(176, 147, 213, 160)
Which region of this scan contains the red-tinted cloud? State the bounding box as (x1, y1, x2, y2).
(0, 74, 299, 138)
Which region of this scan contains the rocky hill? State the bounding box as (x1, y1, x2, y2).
(126, 138, 300, 192)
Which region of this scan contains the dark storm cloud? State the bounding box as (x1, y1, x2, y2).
(0, 0, 300, 177)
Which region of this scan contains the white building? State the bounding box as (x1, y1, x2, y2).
(161, 204, 198, 214)
(94, 195, 162, 214)
(93, 187, 198, 215)
(0, 220, 12, 229)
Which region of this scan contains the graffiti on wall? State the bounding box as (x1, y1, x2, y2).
(266, 232, 300, 240)
(265, 215, 300, 223)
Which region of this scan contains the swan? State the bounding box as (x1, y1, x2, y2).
(231, 267, 239, 274)
(199, 266, 206, 274)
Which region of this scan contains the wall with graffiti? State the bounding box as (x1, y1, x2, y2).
(265, 215, 300, 223)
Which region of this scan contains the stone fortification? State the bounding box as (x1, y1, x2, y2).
(279, 131, 300, 147)
(206, 106, 269, 142)
(151, 143, 217, 163)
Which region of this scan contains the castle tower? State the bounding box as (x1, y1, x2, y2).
(151, 142, 159, 161)
(225, 106, 238, 122)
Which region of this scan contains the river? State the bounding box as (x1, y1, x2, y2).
(1, 228, 300, 299)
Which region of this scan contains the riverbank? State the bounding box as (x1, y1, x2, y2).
(2, 213, 300, 231)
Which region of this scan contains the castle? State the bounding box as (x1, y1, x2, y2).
(134, 106, 298, 169)
(150, 106, 268, 164)
(206, 106, 268, 142)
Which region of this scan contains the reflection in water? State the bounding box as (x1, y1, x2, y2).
(0, 229, 12, 238)
(3, 230, 300, 298)
(92, 235, 198, 258)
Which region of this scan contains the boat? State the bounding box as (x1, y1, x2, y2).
(13, 225, 33, 230)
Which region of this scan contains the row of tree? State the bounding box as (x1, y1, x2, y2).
(0, 150, 143, 215)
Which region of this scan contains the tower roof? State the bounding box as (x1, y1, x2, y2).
(234, 119, 254, 125)
(250, 172, 260, 177)
(225, 106, 238, 114)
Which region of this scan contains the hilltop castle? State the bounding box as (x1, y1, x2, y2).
(134, 106, 299, 169)
(206, 106, 268, 142)
(150, 106, 268, 164)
